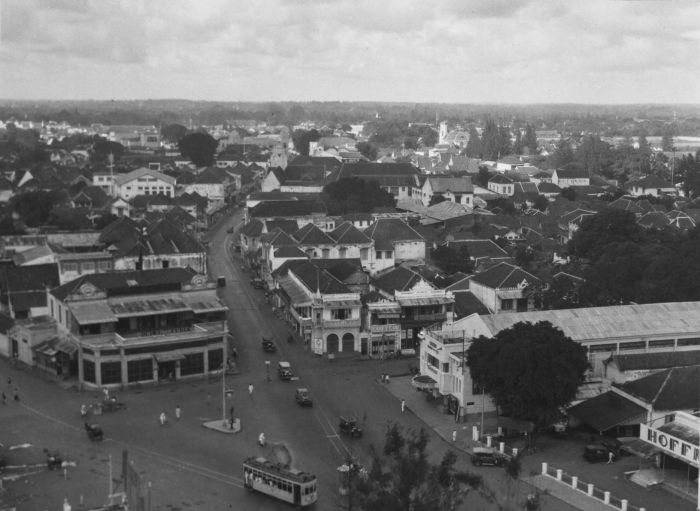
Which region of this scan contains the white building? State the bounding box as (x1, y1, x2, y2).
(113, 167, 176, 200)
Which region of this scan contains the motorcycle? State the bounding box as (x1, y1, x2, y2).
(84, 422, 104, 442)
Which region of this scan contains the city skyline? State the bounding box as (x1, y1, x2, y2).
(1, 0, 699, 104)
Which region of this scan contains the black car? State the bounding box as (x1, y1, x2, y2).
(295, 388, 313, 407)
(471, 448, 504, 467)
(250, 277, 264, 289)
(583, 444, 613, 463)
(262, 337, 276, 352)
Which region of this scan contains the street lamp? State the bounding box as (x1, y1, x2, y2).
(265, 360, 270, 382)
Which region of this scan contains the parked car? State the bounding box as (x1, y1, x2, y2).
(599, 437, 625, 457)
(471, 447, 504, 467)
(295, 388, 313, 407)
(583, 444, 613, 463)
(278, 361, 293, 380)
(262, 337, 276, 352)
(250, 277, 264, 289)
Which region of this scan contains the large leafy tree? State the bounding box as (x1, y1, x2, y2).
(161, 123, 188, 144)
(567, 209, 641, 260)
(91, 136, 124, 163)
(352, 423, 483, 511)
(432, 244, 473, 274)
(178, 132, 218, 166)
(481, 119, 500, 160)
(291, 128, 321, 156)
(356, 141, 378, 161)
(522, 124, 538, 155)
(322, 177, 395, 215)
(467, 321, 589, 429)
(465, 127, 482, 158)
(548, 136, 575, 169)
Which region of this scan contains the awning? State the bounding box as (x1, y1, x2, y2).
(568, 391, 647, 434)
(182, 292, 228, 313)
(621, 438, 660, 459)
(277, 275, 313, 307)
(325, 300, 362, 308)
(411, 374, 438, 390)
(153, 352, 186, 363)
(71, 301, 116, 325)
(109, 296, 190, 317)
(397, 296, 452, 306)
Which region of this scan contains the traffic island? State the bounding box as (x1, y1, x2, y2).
(202, 418, 241, 434)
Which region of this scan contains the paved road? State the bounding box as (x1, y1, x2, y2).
(1, 209, 579, 511)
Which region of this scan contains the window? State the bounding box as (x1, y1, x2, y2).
(589, 343, 617, 353)
(322, 249, 330, 259)
(619, 341, 646, 351)
(63, 262, 78, 272)
(376, 250, 383, 259)
(649, 339, 674, 349)
(385, 251, 393, 259)
(500, 299, 513, 310)
(83, 360, 96, 383)
(360, 248, 369, 260)
(208, 348, 223, 372)
(98, 261, 112, 270)
(331, 309, 350, 320)
(180, 353, 204, 376)
(127, 359, 153, 383)
(101, 361, 122, 384)
(338, 247, 347, 258)
(81, 261, 95, 272)
(678, 337, 700, 347)
(426, 354, 439, 369)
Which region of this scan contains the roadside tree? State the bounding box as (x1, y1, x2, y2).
(178, 132, 218, 166)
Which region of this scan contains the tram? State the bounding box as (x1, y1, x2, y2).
(243, 456, 318, 508)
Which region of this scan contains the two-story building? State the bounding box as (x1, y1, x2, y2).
(48, 269, 228, 389)
(113, 167, 176, 200)
(364, 218, 426, 274)
(552, 168, 590, 188)
(468, 262, 542, 313)
(416, 327, 497, 422)
(417, 176, 474, 207)
(487, 174, 514, 196)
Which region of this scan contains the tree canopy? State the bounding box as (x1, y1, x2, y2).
(432, 244, 473, 274)
(161, 123, 188, 144)
(91, 136, 124, 163)
(467, 321, 589, 429)
(351, 423, 482, 511)
(178, 132, 218, 166)
(357, 141, 378, 161)
(322, 177, 395, 215)
(291, 129, 321, 156)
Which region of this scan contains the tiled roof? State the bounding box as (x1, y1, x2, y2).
(365, 218, 424, 251)
(555, 168, 589, 179)
(285, 260, 350, 294)
(637, 212, 670, 229)
(265, 219, 299, 235)
(261, 228, 298, 246)
(619, 366, 700, 411)
(240, 219, 264, 237)
(337, 162, 421, 180)
(372, 266, 424, 295)
(445, 239, 508, 259)
(312, 258, 364, 282)
(489, 174, 513, 184)
(274, 246, 307, 258)
(611, 351, 700, 372)
(113, 167, 176, 186)
(427, 176, 473, 194)
(629, 175, 673, 189)
(51, 267, 196, 301)
(454, 291, 490, 319)
(293, 223, 335, 245)
(469, 262, 540, 289)
(536, 182, 561, 193)
(567, 391, 647, 433)
(608, 198, 644, 213)
(329, 222, 371, 244)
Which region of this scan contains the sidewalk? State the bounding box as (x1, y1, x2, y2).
(381, 375, 680, 511)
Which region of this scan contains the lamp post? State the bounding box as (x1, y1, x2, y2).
(265, 360, 270, 382)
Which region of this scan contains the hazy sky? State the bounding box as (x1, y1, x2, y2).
(1, 0, 699, 103)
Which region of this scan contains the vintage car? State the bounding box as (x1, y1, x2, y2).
(262, 337, 276, 353)
(339, 416, 363, 438)
(295, 388, 313, 407)
(278, 361, 293, 380)
(471, 447, 504, 467)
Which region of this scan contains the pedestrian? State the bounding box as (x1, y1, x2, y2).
(232, 347, 238, 361)
(159, 411, 167, 426)
(80, 404, 88, 417)
(248, 383, 254, 396)
(258, 432, 266, 446)
(103, 388, 109, 400)
(400, 399, 406, 413)
(230, 406, 235, 424)
(607, 451, 614, 464)
(13, 386, 19, 402)
(1, 392, 6, 404)
(452, 430, 457, 443)
(175, 405, 181, 420)
(385, 374, 390, 384)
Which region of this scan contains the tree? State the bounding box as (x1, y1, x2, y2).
(637, 128, 650, 155)
(514, 246, 534, 268)
(481, 119, 500, 160)
(428, 194, 447, 206)
(467, 321, 589, 430)
(476, 166, 491, 187)
(559, 187, 576, 201)
(341, 123, 353, 133)
(568, 209, 641, 260)
(322, 177, 394, 215)
(91, 136, 124, 163)
(532, 195, 549, 212)
(178, 132, 218, 166)
(497, 125, 512, 157)
(356, 141, 378, 161)
(574, 135, 613, 175)
(161, 123, 188, 144)
(512, 129, 523, 155)
(465, 127, 482, 158)
(661, 128, 675, 152)
(432, 244, 473, 274)
(352, 423, 483, 511)
(522, 124, 538, 155)
(10, 190, 69, 227)
(548, 136, 575, 169)
(291, 129, 321, 156)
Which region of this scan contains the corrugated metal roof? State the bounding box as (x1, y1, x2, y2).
(480, 302, 700, 341)
(71, 301, 116, 325)
(277, 275, 312, 306)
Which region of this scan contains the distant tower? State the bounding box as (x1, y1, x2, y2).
(269, 144, 288, 170)
(439, 121, 448, 145)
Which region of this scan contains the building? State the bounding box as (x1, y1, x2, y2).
(552, 168, 590, 188)
(468, 262, 542, 313)
(414, 327, 498, 422)
(113, 167, 176, 200)
(334, 162, 422, 200)
(418, 176, 474, 207)
(453, 301, 700, 378)
(364, 218, 426, 274)
(48, 269, 228, 389)
(487, 174, 514, 196)
(627, 175, 676, 197)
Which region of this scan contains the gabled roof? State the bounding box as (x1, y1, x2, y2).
(372, 266, 424, 295)
(426, 176, 473, 194)
(240, 219, 264, 237)
(293, 223, 335, 245)
(329, 222, 372, 244)
(365, 219, 424, 251)
(637, 211, 670, 229)
(469, 262, 541, 289)
(280, 260, 350, 294)
(489, 174, 513, 184)
(194, 167, 228, 184)
(445, 239, 508, 259)
(567, 391, 647, 433)
(98, 216, 203, 258)
(113, 167, 176, 186)
(629, 175, 674, 190)
(338, 162, 421, 178)
(618, 366, 700, 411)
(555, 168, 589, 179)
(608, 198, 644, 214)
(311, 258, 364, 282)
(288, 155, 342, 170)
(274, 245, 308, 258)
(454, 291, 491, 319)
(261, 228, 298, 247)
(536, 182, 561, 194)
(265, 219, 299, 235)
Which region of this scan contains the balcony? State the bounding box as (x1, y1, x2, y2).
(321, 318, 362, 329)
(370, 323, 401, 333)
(113, 322, 226, 346)
(406, 312, 447, 322)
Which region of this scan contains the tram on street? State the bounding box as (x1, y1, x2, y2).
(243, 456, 318, 508)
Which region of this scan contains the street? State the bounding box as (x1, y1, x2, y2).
(1, 208, 578, 511)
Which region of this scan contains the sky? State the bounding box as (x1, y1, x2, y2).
(1, 0, 699, 104)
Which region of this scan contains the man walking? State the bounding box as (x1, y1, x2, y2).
(400, 399, 406, 413)
(175, 405, 181, 420)
(248, 383, 254, 396)
(159, 411, 167, 426)
(607, 451, 614, 464)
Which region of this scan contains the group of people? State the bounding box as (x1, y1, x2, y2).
(158, 405, 182, 425)
(380, 373, 391, 384)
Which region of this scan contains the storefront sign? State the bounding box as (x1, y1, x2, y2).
(640, 424, 699, 466)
